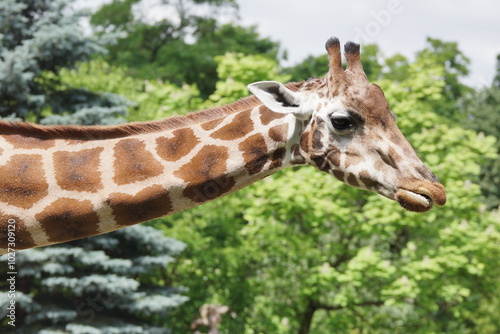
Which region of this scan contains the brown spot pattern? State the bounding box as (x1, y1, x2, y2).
(174, 145, 235, 203)
(156, 128, 200, 162)
(239, 134, 269, 175)
(299, 130, 312, 154)
(312, 119, 328, 151)
(344, 150, 363, 168)
(312, 146, 342, 169)
(388, 146, 403, 164)
(54, 147, 104, 193)
(332, 170, 345, 182)
(0, 212, 36, 250)
(312, 130, 324, 151)
(36, 198, 100, 243)
(359, 170, 379, 190)
(260, 106, 286, 125)
(310, 156, 330, 172)
(388, 132, 401, 145)
(200, 118, 225, 131)
(107, 185, 173, 226)
(0, 154, 48, 209)
(210, 110, 254, 140)
(114, 138, 164, 185)
(347, 173, 360, 187)
(270, 147, 287, 170)
(268, 124, 289, 143)
(4, 134, 55, 149)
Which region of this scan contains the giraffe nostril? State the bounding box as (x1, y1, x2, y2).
(382, 154, 397, 169)
(416, 166, 438, 182)
(375, 149, 397, 169)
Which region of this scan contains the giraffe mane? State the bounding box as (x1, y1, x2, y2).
(0, 82, 304, 141)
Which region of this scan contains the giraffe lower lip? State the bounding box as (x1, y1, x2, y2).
(395, 189, 433, 212)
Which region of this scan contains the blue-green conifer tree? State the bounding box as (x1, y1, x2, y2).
(0, 226, 188, 333)
(0, 0, 129, 124)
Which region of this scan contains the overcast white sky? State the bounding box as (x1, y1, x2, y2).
(77, 0, 500, 87)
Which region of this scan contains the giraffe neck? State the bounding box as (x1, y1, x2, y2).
(0, 105, 305, 253)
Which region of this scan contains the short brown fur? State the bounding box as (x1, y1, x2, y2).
(0, 154, 49, 209)
(54, 147, 104, 193)
(37, 198, 100, 243)
(113, 138, 164, 185)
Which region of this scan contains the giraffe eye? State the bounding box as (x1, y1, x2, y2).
(330, 115, 356, 133)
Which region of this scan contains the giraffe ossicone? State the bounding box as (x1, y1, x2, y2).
(0, 37, 446, 254)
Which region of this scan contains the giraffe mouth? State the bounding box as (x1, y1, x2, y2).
(395, 189, 435, 212)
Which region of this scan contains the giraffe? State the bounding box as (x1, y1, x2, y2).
(0, 38, 446, 254)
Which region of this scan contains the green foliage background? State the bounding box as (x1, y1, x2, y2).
(1, 0, 499, 333)
(149, 48, 499, 334)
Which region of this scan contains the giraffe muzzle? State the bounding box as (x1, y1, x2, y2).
(395, 182, 446, 212)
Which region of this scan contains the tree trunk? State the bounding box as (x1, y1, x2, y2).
(298, 300, 317, 334)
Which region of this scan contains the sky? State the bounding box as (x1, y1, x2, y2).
(76, 0, 500, 87)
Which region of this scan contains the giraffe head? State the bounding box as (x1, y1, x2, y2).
(248, 37, 446, 212)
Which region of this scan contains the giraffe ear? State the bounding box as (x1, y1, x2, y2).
(248, 81, 310, 119)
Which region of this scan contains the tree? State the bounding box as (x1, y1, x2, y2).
(203, 52, 290, 107)
(415, 37, 472, 119)
(0, 226, 187, 333)
(383, 53, 410, 83)
(55, 59, 202, 122)
(90, 0, 239, 60)
(358, 44, 384, 81)
(0, 0, 117, 122)
(284, 54, 329, 82)
(494, 54, 500, 88)
(459, 54, 500, 209)
(90, 0, 281, 97)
